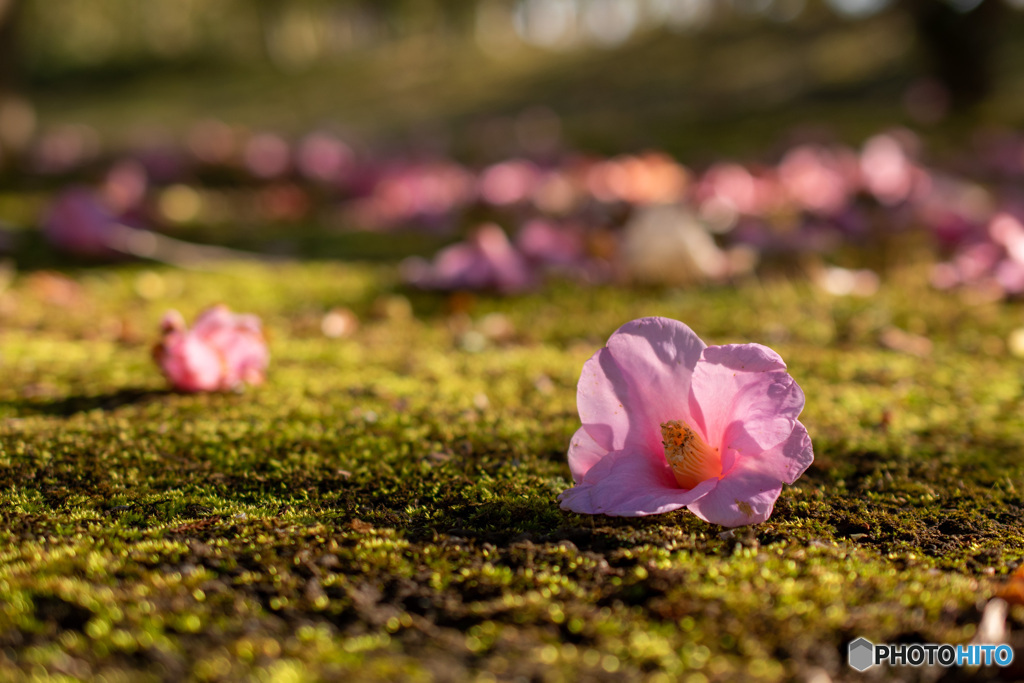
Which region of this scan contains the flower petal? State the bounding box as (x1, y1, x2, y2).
(742, 420, 814, 486)
(559, 448, 716, 517)
(577, 347, 634, 452)
(686, 467, 783, 527)
(689, 343, 805, 472)
(161, 335, 223, 392)
(567, 426, 608, 484)
(685, 422, 812, 526)
(193, 304, 234, 334)
(577, 317, 706, 457)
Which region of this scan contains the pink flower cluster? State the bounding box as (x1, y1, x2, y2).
(559, 317, 813, 526)
(931, 213, 1024, 296)
(153, 305, 269, 392)
(933, 210, 1024, 296)
(32, 120, 1024, 298)
(390, 130, 1004, 295)
(401, 220, 599, 294)
(401, 223, 535, 294)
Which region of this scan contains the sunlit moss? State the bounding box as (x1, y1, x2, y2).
(0, 261, 1022, 680)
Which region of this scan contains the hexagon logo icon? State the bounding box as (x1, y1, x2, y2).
(848, 637, 875, 671)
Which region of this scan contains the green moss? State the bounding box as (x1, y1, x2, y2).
(1, 260, 1023, 681)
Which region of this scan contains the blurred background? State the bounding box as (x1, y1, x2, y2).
(4, 0, 1024, 150)
(4, 0, 1024, 292)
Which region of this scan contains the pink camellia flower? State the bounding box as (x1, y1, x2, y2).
(777, 145, 857, 216)
(401, 223, 534, 294)
(515, 219, 585, 267)
(154, 305, 269, 392)
(859, 133, 929, 206)
(350, 161, 476, 229)
(478, 159, 540, 206)
(694, 162, 780, 220)
(558, 317, 813, 526)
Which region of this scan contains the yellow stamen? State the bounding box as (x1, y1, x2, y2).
(661, 420, 722, 490)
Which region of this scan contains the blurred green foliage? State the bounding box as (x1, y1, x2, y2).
(3, 0, 1022, 161)
(16, 0, 480, 80)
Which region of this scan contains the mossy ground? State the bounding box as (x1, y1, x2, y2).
(1, 251, 1024, 682)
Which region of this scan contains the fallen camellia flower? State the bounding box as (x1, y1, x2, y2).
(401, 223, 534, 294)
(153, 305, 269, 392)
(558, 317, 813, 526)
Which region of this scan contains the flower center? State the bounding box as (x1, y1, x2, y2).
(661, 420, 722, 490)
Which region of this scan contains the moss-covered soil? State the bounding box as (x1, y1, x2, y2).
(2, 257, 1024, 682)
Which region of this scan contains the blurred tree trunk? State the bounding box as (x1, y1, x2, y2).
(0, 0, 22, 98)
(901, 0, 1006, 110)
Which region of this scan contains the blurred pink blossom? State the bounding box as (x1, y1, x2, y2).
(989, 213, 1024, 263)
(244, 133, 291, 179)
(938, 213, 1024, 293)
(695, 162, 779, 219)
(860, 133, 927, 206)
(402, 223, 534, 294)
(537, 170, 586, 215)
(154, 305, 269, 392)
(559, 317, 813, 526)
(915, 175, 993, 248)
(777, 145, 857, 215)
(479, 159, 540, 206)
(134, 144, 189, 184)
(42, 188, 119, 257)
(986, 213, 1024, 295)
(352, 161, 475, 228)
(102, 160, 149, 214)
(933, 241, 1002, 290)
(585, 153, 689, 205)
(515, 219, 585, 267)
(296, 132, 354, 184)
(995, 259, 1024, 295)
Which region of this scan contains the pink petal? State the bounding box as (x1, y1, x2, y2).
(160, 310, 186, 333)
(193, 305, 234, 335)
(219, 329, 270, 387)
(232, 313, 263, 335)
(577, 347, 634, 452)
(433, 242, 492, 288)
(742, 421, 814, 485)
(475, 225, 534, 294)
(577, 317, 706, 457)
(559, 448, 716, 516)
(688, 343, 805, 473)
(161, 335, 223, 392)
(516, 219, 584, 266)
(686, 464, 783, 527)
(567, 426, 608, 483)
